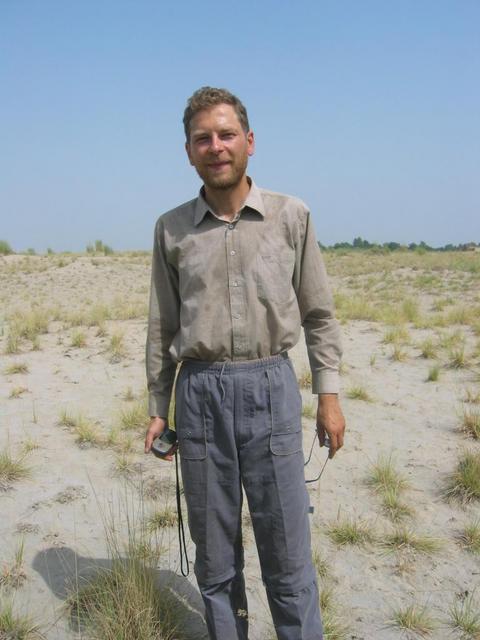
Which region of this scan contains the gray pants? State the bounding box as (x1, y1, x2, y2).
(175, 353, 323, 640)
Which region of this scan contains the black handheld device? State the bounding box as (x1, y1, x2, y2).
(151, 428, 178, 458)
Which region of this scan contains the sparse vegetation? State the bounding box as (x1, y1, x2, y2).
(9, 386, 28, 399)
(387, 602, 436, 637)
(448, 593, 480, 638)
(380, 528, 443, 555)
(108, 332, 126, 362)
(445, 451, 480, 503)
(0, 539, 27, 589)
(426, 365, 440, 382)
(0, 448, 31, 490)
(418, 338, 437, 359)
(4, 361, 29, 375)
(120, 399, 149, 431)
(458, 520, 480, 554)
(461, 407, 480, 439)
(70, 330, 87, 348)
(0, 601, 43, 639)
(147, 507, 178, 531)
(345, 385, 373, 402)
(326, 518, 375, 547)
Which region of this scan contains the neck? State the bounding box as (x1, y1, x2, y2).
(204, 176, 250, 221)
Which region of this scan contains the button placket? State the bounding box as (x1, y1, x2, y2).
(225, 223, 247, 357)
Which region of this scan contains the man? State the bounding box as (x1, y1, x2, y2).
(145, 86, 345, 640)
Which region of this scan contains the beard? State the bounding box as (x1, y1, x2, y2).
(195, 154, 249, 191)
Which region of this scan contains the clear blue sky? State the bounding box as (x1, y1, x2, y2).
(1, 0, 479, 252)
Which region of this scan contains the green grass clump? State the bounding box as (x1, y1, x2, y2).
(319, 587, 350, 639)
(58, 410, 103, 446)
(345, 386, 372, 402)
(426, 365, 440, 382)
(383, 326, 410, 345)
(70, 330, 87, 348)
(0, 601, 43, 638)
(458, 520, 480, 554)
(448, 594, 480, 638)
(147, 508, 178, 531)
(387, 602, 436, 636)
(449, 347, 470, 369)
(4, 331, 21, 355)
(120, 400, 150, 431)
(418, 339, 437, 359)
(0, 449, 31, 490)
(391, 344, 408, 362)
(0, 539, 27, 589)
(108, 332, 126, 362)
(4, 362, 29, 375)
(68, 531, 179, 639)
(365, 455, 412, 521)
(445, 451, 480, 503)
(380, 528, 443, 555)
(326, 518, 375, 547)
(461, 407, 480, 439)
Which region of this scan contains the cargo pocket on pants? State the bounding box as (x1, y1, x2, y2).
(266, 363, 303, 456)
(175, 369, 207, 460)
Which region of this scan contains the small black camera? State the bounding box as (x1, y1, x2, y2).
(151, 428, 178, 458)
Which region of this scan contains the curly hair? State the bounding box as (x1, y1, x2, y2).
(183, 86, 250, 141)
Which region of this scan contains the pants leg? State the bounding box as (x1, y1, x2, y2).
(175, 364, 248, 640)
(175, 356, 323, 640)
(240, 359, 323, 640)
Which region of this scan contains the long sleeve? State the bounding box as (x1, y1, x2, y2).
(294, 211, 342, 394)
(146, 218, 180, 417)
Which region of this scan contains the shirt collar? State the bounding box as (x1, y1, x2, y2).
(193, 177, 265, 226)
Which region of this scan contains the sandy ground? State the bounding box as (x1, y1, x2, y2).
(1, 252, 480, 639)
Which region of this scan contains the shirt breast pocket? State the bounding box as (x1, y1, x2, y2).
(256, 252, 294, 304)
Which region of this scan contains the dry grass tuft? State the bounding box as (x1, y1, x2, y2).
(9, 386, 29, 399)
(326, 517, 375, 547)
(387, 602, 436, 637)
(0, 539, 27, 589)
(345, 385, 373, 402)
(426, 365, 440, 382)
(147, 507, 178, 531)
(0, 601, 44, 639)
(448, 593, 480, 638)
(0, 448, 31, 491)
(4, 361, 29, 375)
(380, 528, 443, 555)
(445, 451, 480, 503)
(461, 407, 480, 439)
(458, 520, 480, 554)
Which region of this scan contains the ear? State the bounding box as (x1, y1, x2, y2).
(247, 130, 255, 157)
(185, 141, 194, 166)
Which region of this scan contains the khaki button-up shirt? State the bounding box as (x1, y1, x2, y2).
(146, 179, 342, 417)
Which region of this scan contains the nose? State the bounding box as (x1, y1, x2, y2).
(209, 134, 224, 153)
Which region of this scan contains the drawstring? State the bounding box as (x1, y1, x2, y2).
(175, 450, 190, 576)
(218, 361, 227, 403)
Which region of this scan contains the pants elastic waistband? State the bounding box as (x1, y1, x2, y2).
(180, 352, 289, 374)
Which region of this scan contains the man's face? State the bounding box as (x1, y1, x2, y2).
(186, 104, 255, 191)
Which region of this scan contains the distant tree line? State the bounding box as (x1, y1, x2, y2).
(320, 237, 479, 253)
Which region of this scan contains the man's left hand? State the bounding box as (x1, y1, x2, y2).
(316, 394, 345, 459)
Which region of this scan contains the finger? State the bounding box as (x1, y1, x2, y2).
(328, 433, 339, 459)
(316, 423, 326, 446)
(144, 429, 155, 454)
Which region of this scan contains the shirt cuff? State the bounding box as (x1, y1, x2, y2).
(311, 369, 340, 394)
(148, 393, 171, 419)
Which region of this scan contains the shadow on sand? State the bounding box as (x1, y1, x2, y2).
(32, 546, 208, 639)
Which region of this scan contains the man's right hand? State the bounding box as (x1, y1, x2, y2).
(144, 416, 176, 461)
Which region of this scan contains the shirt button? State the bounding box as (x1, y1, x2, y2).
(228, 224, 234, 229)
(232, 281, 239, 287)
(233, 313, 240, 319)
(230, 250, 236, 256)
